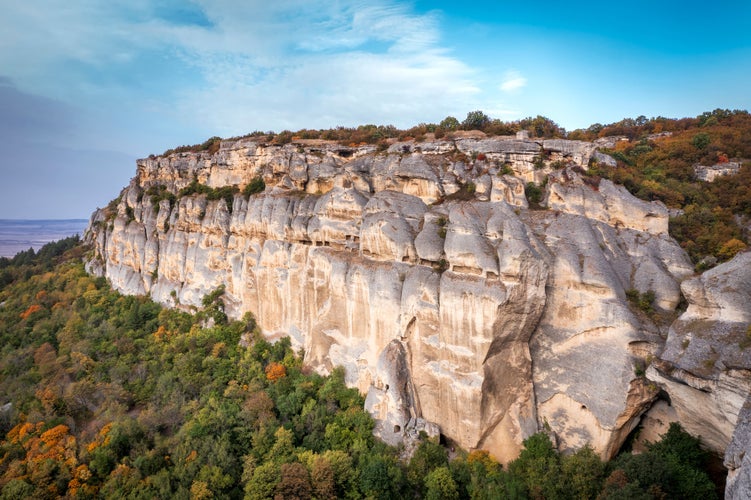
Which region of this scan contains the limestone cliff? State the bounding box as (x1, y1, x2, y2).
(646, 251, 751, 496)
(85, 134, 749, 474)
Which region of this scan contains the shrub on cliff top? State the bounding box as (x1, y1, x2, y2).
(199, 136, 222, 155)
(462, 110, 491, 131)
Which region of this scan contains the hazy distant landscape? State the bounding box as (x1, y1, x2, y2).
(0, 219, 88, 257)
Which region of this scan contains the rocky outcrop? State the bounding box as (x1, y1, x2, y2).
(695, 161, 742, 182)
(647, 251, 751, 494)
(725, 398, 751, 499)
(85, 134, 747, 478)
(546, 168, 669, 235)
(591, 150, 617, 168)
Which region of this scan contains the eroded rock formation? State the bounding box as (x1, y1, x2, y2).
(647, 251, 751, 495)
(85, 134, 750, 478)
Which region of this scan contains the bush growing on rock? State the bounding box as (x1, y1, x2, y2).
(525, 182, 544, 208)
(243, 176, 265, 197)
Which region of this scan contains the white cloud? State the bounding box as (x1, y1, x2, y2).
(0, 0, 483, 138)
(180, 48, 480, 134)
(500, 70, 527, 92)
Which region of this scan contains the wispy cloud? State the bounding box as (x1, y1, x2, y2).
(0, 0, 481, 140)
(500, 70, 527, 92)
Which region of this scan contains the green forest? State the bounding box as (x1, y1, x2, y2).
(577, 110, 751, 266)
(0, 238, 720, 499)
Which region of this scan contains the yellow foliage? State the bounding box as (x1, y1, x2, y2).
(74, 464, 92, 482)
(86, 423, 112, 453)
(211, 341, 227, 357)
(190, 480, 213, 500)
(467, 449, 499, 469)
(40, 424, 70, 444)
(719, 238, 747, 260)
(68, 464, 94, 496)
(68, 477, 82, 495)
(153, 325, 178, 342)
(7, 422, 38, 443)
(154, 325, 167, 341)
(99, 423, 113, 442)
(4, 421, 80, 484)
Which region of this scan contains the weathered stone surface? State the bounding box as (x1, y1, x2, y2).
(632, 400, 679, 453)
(527, 210, 685, 458)
(85, 135, 743, 470)
(725, 397, 751, 499)
(592, 150, 617, 168)
(695, 161, 742, 182)
(455, 138, 540, 155)
(649, 252, 751, 456)
(546, 168, 669, 235)
(491, 175, 528, 207)
(360, 191, 426, 262)
(364, 340, 417, 446)
(543, 139, 597, 166)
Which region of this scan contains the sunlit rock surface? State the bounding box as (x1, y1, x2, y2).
(86, 135, 749, 477)
(646, 252, 751, 496)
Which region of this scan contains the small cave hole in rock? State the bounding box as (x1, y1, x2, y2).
(384, 384, 389, 391)
(393, 425, 401, 433)
(580, 405, 587, 410)
(658, 389, 672, 406)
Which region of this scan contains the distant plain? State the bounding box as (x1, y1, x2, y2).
(0, 219, 88, 257)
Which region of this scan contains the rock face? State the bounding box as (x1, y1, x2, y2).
(725, 398, 751, 499)
(86, 135, 749, 479)
(695, 161, 742, 182)
(645, 252, 751, 496)
(649, 252, 751, 451)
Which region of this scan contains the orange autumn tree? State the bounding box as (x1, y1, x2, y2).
(19, 304, 42, 320)
(1, 422, 79, 496)
(265, 361, 287, 382)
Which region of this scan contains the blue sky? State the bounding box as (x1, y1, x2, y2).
(1, 0, 749, 218)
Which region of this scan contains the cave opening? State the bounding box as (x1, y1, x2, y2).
(613, 392, 727, 496)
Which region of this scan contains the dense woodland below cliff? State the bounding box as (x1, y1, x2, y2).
(0, 239, 720, 498)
